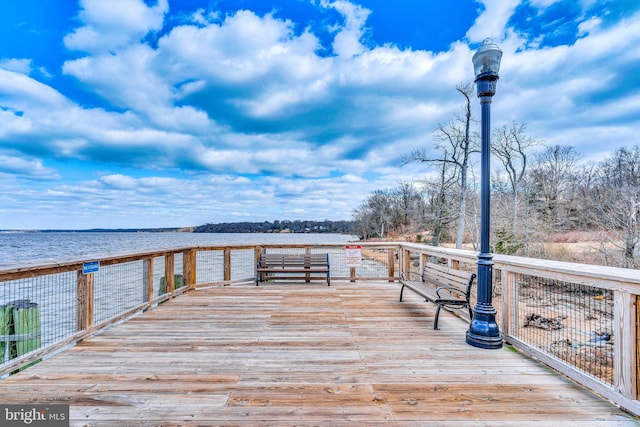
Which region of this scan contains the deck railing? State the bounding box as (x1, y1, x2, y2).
(0, 242, 639, 415)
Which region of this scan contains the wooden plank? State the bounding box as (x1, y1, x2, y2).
(0, 281, 635, 425)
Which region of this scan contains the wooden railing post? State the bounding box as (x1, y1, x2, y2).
(403, 249, 411, 275)
(255, 247, 262, 284)
(501, 271, 517, 338)
(223, 249, 231, 282)
(614, 291, 636, 398)
(76, 270, 94, 331)
(143, 257, 154, 304)
(164, 254, 175, 294)
(388, 248, 395, 282)
(636, 295, 640, 400)
(183, 250, 196, 290)
(305, 247, 311, 283)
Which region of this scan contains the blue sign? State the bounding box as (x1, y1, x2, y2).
(82, 261, 100, 274)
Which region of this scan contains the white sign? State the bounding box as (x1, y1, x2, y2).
(345, 245, 362, 268)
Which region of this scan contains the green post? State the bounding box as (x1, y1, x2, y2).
(0, 304, 10, 363)
(0, 300, 42, 370)
(160, 274, 184, 294)
(13, 302, 41, 360)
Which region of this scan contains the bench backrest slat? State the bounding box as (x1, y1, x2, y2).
(259, 254, 329, 268)
(423, 263, 475, 294)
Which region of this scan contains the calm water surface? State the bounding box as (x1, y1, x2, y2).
(0, 232, 358, 269)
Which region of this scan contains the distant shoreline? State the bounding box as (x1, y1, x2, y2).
(2, 219, 355, 235)
(0, 228, 188, 233)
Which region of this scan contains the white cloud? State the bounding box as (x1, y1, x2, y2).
(0, 153, 58, 178)
(63, 44, 170, 111)
(64, 0, 169, 53)
(466, 0, 520, 43)
(157, 10, 326, 88)
(0, 59, 33, 74)
(100, 174, 137, 189)
(2, 0, 640, 229)
(0, 69, 69, 109)
(578, 16, 602, 36)
(527, 0, 561, 7)
(321, 0, 371, 57)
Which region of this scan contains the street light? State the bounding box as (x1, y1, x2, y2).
(466, 38, 503, 350)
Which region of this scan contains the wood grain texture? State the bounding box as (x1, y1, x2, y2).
(0, 281, 636, 426)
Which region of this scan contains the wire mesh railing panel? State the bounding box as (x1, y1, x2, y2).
(231, 249, 255, 281)
(492, 268, 502, 326)
(195, 250, 224, 284)
(1, 272, 77, 366)
(511, 273, 614, 385)
(153, 256, 164, 297)
(321, 247, 350, 278)
(358, 247, 396, 278)
(175, 253, 183, 276)
(94, 261, 145, 324)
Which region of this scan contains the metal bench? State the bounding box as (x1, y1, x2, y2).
(256, 253, 330, 286)
(400, 262, 476, 329)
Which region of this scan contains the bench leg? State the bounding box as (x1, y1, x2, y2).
(434, 304, 442, 330)
(399, 285, 405, 302)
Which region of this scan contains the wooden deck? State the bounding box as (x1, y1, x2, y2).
(0, 281, 636, 426)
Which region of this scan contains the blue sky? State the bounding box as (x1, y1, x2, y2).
(1, 0, 639, 230)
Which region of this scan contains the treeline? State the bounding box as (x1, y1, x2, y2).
(194, 220, 354, 234)
(352, 87, 640, 269)
(354, 141, 640, 268)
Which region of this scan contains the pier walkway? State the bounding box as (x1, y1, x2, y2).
(0, 280, 636, 425)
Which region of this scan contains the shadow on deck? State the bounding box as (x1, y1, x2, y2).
(0, 281, 636, 425)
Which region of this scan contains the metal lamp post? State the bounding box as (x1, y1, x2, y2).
(466, 38, 503, 350)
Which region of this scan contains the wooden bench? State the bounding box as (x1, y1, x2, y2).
(399, 262, 476, 329)
(256, 253, 330, 286)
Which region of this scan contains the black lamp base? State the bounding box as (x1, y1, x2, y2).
(466, 309, 503, 349)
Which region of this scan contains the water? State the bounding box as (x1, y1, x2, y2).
(0, 232, 358, 269)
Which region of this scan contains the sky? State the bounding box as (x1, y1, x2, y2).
(1, 0, 639, 230)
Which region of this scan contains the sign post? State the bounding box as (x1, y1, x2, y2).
(345, 245, 362, 282)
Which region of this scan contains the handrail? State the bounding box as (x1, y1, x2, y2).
(1, 241, 639, 416)
(397, 242, 640, 416)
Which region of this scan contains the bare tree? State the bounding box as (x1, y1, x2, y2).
(403, 83, 477, 248)
(368, 190, 394, 239)
(390, 181, 424, 236)
(492, 121, 541, 233)
(419, 158, 459, 246)
(352, 205, 375, 240)
(590, 145, 640, 268)
(530, 145, 582, 229)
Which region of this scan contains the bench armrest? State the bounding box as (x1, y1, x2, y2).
(436, 285, 467, 299)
